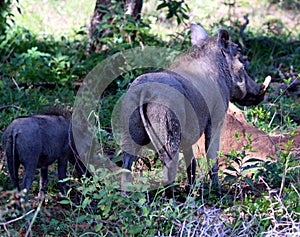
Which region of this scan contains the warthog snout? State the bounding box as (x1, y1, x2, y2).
(233, 75, 271, 106)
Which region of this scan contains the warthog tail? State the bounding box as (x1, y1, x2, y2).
(12, 132, 19, 190)
(138, 93, 173, 163)
(4, 130, 20, 191)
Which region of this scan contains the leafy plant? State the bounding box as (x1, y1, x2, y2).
(246, 100, 298, 134)
(157, 0, 190, 25)
(0, 0, 300, 236)
(222, 133, 264, 199)
(0, 0, 20, 35)
(255, 140, 300, 191)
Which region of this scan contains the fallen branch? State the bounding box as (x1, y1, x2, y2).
(25, 199, 44, 237)
(11, 77, 21, 92)
(0, 105, 27, 113)
(5, 81, 82, 91)
(0, 209, 35, 226)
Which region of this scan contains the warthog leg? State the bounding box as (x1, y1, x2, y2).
(121, 152, 137, 192)
(205, 124, 221, 195)
(183, 148, 196, 191)
(22, 162, 38, 194)
(57, 157, 68, 195)
(68, 154, 92, 178)
(162, 152, 179, 198)
(38, 167, 49, 199)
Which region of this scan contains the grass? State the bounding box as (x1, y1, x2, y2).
(144, 0, 300, 40)
(11, 0, 95, 39)
(10, 0, 300, 40)
(0, 0, 299, 236)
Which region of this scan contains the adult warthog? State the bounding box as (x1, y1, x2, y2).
(120, 24, 271, 194)
(2, 114, 91, 198)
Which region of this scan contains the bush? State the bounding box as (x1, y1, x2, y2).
(0, 1, 299, 236)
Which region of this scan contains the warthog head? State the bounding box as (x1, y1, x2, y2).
(190, 24, 270, 106)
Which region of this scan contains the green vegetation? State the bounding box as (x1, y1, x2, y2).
(0, 0, 299, 236)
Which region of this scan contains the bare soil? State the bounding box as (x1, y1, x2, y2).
(194, 103, 300, 167)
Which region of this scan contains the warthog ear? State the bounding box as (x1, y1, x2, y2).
(218, 29, 230, 52)
(190, 23, 208, 45)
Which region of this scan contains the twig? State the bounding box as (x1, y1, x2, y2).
(0, 209, 35, 226)
(3, 224, 9, 237)
(25, 198, 44, 237)
(4, 81, 82, 90)
(239, 14, 249, 48)
(79, 232, 102, 237)
(0, 47, 14, 67)
(0, 105, 27, 113)
(267, 78, 300, 114)
(11, 77, 21, 92)
(279, 152, 291, 197)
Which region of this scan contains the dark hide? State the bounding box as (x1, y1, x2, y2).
(2, 115, 91, 198)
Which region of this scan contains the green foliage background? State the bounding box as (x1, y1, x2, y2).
(0, 0, 299, 236)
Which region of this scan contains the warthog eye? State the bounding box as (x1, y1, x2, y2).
(237, 53, 250, 67)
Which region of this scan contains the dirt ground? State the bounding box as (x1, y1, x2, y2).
(194, 103, 300, 164)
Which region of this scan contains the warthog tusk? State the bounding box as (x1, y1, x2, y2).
(259, 75, 271, 95)
(263, 76, 271, 90)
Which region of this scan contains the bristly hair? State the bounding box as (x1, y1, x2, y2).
(39, 105, 72, 119)
(189, 44, 207, 59)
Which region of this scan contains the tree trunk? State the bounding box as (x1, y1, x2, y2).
(0, 0, 5, 9)
(87, 0, 143, 52)
(0, 0, 8, 34)
(125, 0, 143, 20)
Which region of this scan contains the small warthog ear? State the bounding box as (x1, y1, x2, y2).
(190, 23, 208, 45)
(218, 29, 230, 52)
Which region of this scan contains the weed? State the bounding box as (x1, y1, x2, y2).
(0, 0, 299, 236)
